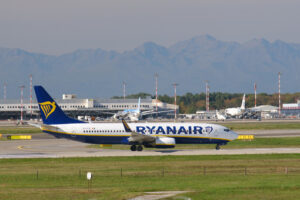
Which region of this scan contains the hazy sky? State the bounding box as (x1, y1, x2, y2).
(1, 0, 300, 55)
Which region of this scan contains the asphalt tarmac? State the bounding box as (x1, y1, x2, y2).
(1, 135, 300, 159)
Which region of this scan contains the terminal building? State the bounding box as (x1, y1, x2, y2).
(0, 94, 178, 120)
(282, 100, 300, 118)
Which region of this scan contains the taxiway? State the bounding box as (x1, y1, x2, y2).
(1, 137, 300, 159)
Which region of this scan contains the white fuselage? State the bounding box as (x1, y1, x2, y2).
(216, 112, 226, 120)
(42, 122, 238, 144)
(114, 109, 141, 121)
(225, 107, 244, 117)
(225, 94, 246, 117)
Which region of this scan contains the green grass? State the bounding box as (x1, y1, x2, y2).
(88, 137, 300, 150)
(0, 126, 41, 135)
(218, 122, 300, 130)
(0, 154, 300, 200)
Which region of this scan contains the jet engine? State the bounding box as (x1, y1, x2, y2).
(144, 137, 176, 148)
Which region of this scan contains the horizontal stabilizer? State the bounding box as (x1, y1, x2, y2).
(27, 122, 42, 128)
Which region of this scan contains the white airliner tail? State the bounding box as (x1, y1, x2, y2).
(137, 97, 141, 112)
(241, 94, 246, 110)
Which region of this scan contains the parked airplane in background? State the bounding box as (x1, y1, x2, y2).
(215, 110, 226, 121)
(32, 86, 238, 151)
(113, 97, 142, 121)
(113, 97, 172, 121)
(225, 94, 246, 118)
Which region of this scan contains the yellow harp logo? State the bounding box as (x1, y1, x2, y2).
(39, 101, 56, 119)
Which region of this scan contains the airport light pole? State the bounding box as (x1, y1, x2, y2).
(155, 73, 158, 115)
(123, 81, 126, 100)
(278, 72, 281, 115)
(173, 83, 178, 120)
(4, 82, 6, 101)
(206, 81, 209, 112)
(19, 85, 25, 123)
(254, 82, 257, 107)
(30, 74, 33, 117)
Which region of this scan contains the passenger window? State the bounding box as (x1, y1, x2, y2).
(224, 129, 230, 132)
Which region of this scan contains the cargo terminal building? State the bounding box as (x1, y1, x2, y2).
(0, 94, 178, 120)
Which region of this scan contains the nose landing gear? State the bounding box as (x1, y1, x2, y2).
(216, 144, 221, 150)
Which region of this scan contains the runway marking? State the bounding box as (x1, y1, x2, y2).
(17, 145, 32, 151)
(17, 146, 24, 150)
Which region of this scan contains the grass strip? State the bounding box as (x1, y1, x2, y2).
(0, 154, 300, 200)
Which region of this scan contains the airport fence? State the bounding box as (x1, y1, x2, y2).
(1, 166, 300, 180)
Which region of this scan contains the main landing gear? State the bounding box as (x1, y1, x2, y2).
(216, 144, 221, 150)
(130, 145, 143, 151)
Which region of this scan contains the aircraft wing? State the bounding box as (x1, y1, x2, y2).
(141, 110, 174, 116)
(101, 111, 118, 115)
(121, 119, 155, 143)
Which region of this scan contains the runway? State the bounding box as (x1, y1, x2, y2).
(1, 137, 300, 159)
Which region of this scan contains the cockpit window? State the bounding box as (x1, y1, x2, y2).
(224, 129, 230, 132)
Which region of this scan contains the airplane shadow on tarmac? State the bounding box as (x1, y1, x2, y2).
(154, 150, 182, 153)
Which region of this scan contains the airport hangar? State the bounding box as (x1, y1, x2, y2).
(0, 94, 178, 120)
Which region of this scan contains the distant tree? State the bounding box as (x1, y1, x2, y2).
(112, 92, 152, 99)
(111, 92, 300, 114)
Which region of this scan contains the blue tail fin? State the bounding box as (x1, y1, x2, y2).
(34, 86, 85, 124)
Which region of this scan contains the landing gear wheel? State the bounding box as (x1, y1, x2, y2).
(130, 145, 137, 151)
(137, 145, 143, 151)
(216, 144, 221, 150)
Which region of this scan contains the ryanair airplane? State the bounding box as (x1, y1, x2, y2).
(34, 86, 238, 151)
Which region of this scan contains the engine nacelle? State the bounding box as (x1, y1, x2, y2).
(154, 137, 176, 148)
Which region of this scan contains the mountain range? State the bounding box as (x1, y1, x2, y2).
(1, 35, 300, 99)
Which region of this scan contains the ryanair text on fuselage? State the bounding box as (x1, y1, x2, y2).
(135, 126, 213, 135)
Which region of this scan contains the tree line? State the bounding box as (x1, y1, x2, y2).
(112, 92, 300, 114)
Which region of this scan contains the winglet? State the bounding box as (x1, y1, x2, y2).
(121, 119, 132, 132)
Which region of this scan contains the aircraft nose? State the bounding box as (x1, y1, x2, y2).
(230, 131, 239, 140)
